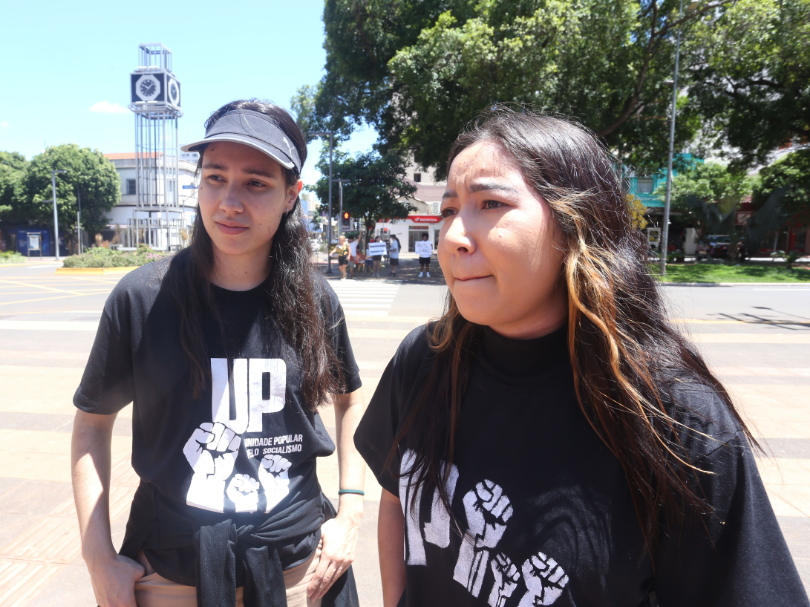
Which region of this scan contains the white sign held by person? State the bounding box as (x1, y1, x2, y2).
(368, 242, 387, 257)
(415, 241, 433, 258)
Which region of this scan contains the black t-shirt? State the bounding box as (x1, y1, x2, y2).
(355, 324, 809, 607)
(75, 256, 362, 585)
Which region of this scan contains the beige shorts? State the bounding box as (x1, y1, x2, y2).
(133, 546, 323, 607)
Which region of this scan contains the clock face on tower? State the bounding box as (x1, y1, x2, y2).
(140, 79, 156, 97)
(167, 77, 181, 108)
(133, 74, 161, 102)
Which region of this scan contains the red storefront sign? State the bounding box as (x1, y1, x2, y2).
(408, 215, 442, 224)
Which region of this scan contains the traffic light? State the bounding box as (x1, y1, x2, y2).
(342, 211, 350, 228)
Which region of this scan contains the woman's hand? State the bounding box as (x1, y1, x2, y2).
(88, 553, 145, 607)
(307, 499, 362, 601)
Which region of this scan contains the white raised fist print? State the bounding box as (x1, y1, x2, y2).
(488, 552, 520, 607)
(258, 454, 291, 513)
(518, 551, 569, 606)
(226, 474, 260, 513)
(184, 422, 241, 512)
(453, 480, 514, 597)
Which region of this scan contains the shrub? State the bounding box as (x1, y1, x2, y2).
(61, 245, 169, 268)
(0, 251, 25, 264)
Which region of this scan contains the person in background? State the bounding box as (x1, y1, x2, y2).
(332, 235, 350, 280)
(354, 107, 808, 607)
(388, 235, 400, 277)
(347, 235, 358, 279)
(371, 236, 383, 277)
(417, 233, 433, 278)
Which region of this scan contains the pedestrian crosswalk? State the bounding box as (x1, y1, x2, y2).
(328, 279, 401, 316)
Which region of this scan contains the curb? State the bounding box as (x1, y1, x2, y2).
(55, 266, 140, 276)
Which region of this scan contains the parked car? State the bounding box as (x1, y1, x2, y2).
(706, 235, 731, 258)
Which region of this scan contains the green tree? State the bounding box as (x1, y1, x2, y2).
(655, 161, 754, 258)
(686, 0, 810, 169)
(0, 152, 28, 217)
(310, 0, 716, 178)
(751, 149, 810, 225)
(310, 145, 416, 247)
(13, 144, 120, 240)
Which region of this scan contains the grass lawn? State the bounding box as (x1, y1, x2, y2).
(653, 262, 810, 283)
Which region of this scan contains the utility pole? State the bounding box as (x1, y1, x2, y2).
(51, 170, 67, 261)
(76, 187, 82, 254)
(310, 131, 334, 273)
(332, 178, 351, 238)
(661, 0, 699, 275)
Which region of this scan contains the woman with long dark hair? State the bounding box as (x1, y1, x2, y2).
(72, 100, 364, 607)
(354, 107, 808, 607)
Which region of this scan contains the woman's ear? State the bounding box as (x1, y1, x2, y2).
(288, 179, 304, 211)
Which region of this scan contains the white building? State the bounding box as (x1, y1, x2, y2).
(103, 152, 199, 249)
(376, 165, 445, 252)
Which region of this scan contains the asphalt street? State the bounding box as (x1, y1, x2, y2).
(0, 257, 807, 605)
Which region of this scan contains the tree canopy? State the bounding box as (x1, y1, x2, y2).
(655, 161, 754, 231)
(307, 0, 727, 178)
(310, 145, 416, 243)
(12, 144, 120, 237)
(0, 152, 28, 217)
(686, 0, 810, 170)
(751, 149, 810, 227)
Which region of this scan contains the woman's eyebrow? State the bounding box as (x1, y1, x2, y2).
(443, 180, 518, 199)
(468, 180, 518, 195)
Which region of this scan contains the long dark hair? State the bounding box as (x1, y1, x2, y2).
(388, 107, 759, 552)
(166, 99, 341, 408)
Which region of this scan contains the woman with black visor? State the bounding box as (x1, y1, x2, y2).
(72, 100, 365, 607)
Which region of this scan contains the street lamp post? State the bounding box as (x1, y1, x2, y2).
(332, 178, 351, 238)
(76, 187, 83, 255)
(310, 131, 334, 273)
(661, 0, 698, 275)
(51, 170, 67, 261)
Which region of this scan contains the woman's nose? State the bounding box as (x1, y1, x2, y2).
(219, 184, 242, 213)
(442, 213, 475, 254)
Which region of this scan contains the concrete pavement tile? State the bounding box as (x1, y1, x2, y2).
(762, 438, 810, 459)
(0, 429, 131, 458)
(0, 358, 88, 369)
(778, 517, 810, 561)
(23, 562, 96, 607)
(0, 480, 73, 516)
(748, 420, 810, 439)
(0, 514, 40, 548)
(767, 492, 809, 517)
(0, 412, 75, 433)
(0, 515, 81, 564)
(0, 452, 72, 482)
(0, 478, 25, 499)
(731, 384, 810, 407)
(769, 485, 810, 517)
(757, 458, 810, 487)
(740, 406, 810, 423)
(0, 559, 64, 606)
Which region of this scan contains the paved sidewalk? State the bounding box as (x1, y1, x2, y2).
(0, 261, 807, 605)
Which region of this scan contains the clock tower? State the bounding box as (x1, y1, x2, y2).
(127, 44, 183, 251)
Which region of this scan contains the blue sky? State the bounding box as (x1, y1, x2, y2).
(0, 0, 377, 184)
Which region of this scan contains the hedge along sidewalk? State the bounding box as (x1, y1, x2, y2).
(59, 246, 170, 272)
(653, 263, 810, 284)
